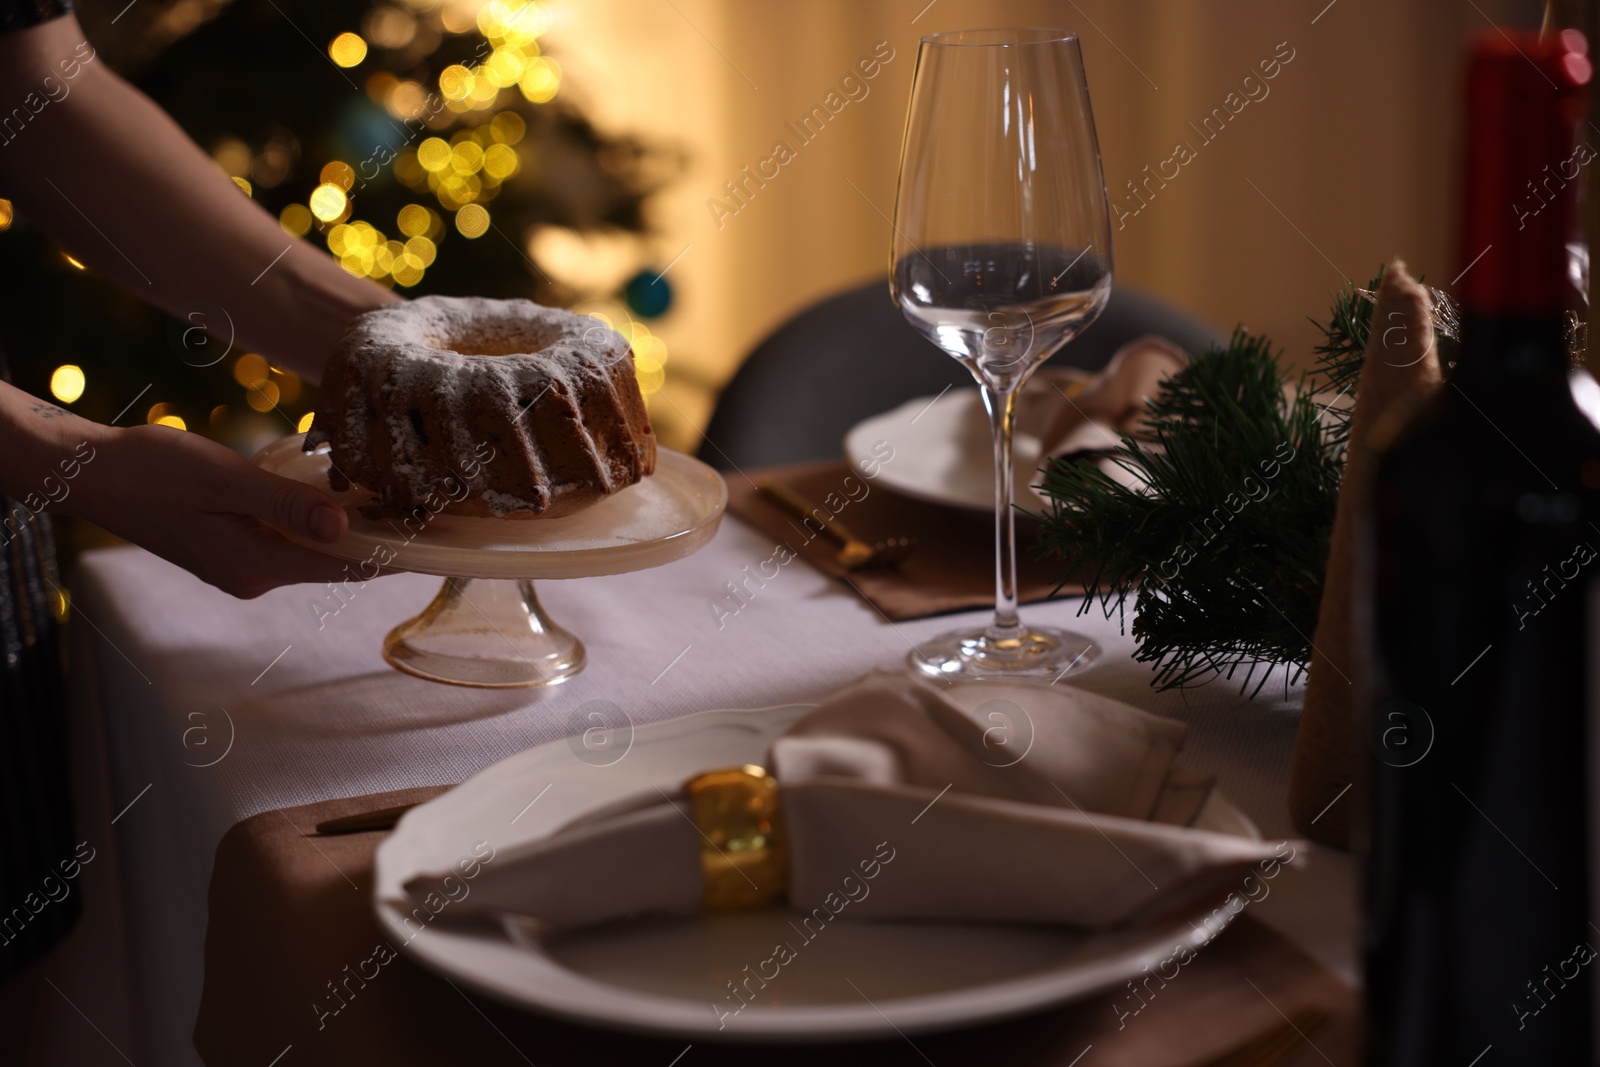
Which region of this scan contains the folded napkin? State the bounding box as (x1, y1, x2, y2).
(197, 786, 1353, 1067)
(1018, 336, 1188, 495)
(408, 671, 1296, 934)
(724, 461, 1076, 621)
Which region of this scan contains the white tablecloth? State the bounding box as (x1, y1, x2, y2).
(32, 517, 1354, 1066)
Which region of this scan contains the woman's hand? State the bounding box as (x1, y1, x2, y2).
(67, 422, 354, 599)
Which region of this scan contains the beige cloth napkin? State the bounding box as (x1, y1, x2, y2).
(724, 461, 1077, 621)
(1021, 335, 1189, 461)
(409, 671, 1295, 933)
(195, 784, 1354, 1066)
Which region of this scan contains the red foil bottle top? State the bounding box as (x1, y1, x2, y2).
(1460, 29, 1591, 315)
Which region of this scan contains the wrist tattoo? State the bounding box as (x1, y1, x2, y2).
(29, 401, 69, 420)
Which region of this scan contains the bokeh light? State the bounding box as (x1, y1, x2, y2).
(417, 137, 452, 172)
(455, 203, 490, 238)
(0, 199, 12, 231)
(279, 203, 313, 237)
(147, 403, 186, 430)
(404, 235, 437, 265)
(247, 379, 281, 412)
(272, 367, 301, 404)
(329, 32, 368, 68)
(397, 203, 432, 236)
(489, 111, 526, 144)
(211, 137, 251, 177)
(62, 253, 85, 270)
(519, 56, 560, 103)
(387, 79, 428, 120)
(439, 64, 474, 102)
(451, 141, 484, 174)
(49, 364, 85, 403)
(230, 175, 252, 196)
(320, 161, 356, 191)
(440, 3, 478, 33)
(232, 352, 269, 386)
(364, 5, 416, 48)
(309, 183, 349, 223)
(297, 412, 316, 433)
(483, 142, 519, 180)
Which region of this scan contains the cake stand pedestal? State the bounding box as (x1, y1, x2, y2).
(381, 578, 585, 688)
(254, 435, 727, 688)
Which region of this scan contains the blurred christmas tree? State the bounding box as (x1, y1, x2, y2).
(0, 0, 681, 457)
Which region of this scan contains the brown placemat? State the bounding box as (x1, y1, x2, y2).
(725, 461, 1082, 621)
(194, 788, 1356, 1067)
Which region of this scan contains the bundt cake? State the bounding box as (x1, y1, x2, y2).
(303, 295, 656, 519)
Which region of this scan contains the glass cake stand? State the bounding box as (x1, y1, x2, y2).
(254, 434, 727, 688)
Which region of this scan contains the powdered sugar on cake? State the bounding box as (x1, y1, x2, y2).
(304, 295, 657, 519)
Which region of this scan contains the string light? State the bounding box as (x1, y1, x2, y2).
(455, 203, 490, 238)
(439, 64, 474, 102)
(272, 367, 301, 404)
(396, 203, 432, 236)
(232, 352, 269, 386)
(386, 79, 427, 120)
(147, 403, 186, 430)
(62, 252, 85, 270)
(247, 380, 280, 412)
(404, 235, 437, 265)
(49, 364, 85, 403)
(309, 183, 350, 223)
(489, 111, 526, 144)
(329, 32, 368, 68)
(279, 203, 313, 237)
(319, 161, 356, 190)
(417, 137, 452, 172)
(519, 56, 560, 103)
(482, 142, 519, 180)
(364, 5, 416, 48)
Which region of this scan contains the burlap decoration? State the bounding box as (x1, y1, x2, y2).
(1288, 261, 1443, 848)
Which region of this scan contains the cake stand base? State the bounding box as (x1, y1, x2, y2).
(383, 578, 585, 688)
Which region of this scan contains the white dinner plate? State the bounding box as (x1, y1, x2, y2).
(253, 435, 727, 579)
(844, 389, 1050, 514)
(373, 681, 1260, 1041)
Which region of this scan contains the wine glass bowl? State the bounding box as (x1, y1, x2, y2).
(891, 28, 1113, 679)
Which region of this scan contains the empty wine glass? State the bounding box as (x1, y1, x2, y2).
(891, 28, 1113, 679)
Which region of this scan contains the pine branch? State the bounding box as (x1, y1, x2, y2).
(1034, 273, 1455, 696)
(1032, 326, 1341, 695)
(1309, 269, 1382, 454)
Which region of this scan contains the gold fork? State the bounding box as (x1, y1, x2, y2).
(756, 477, 914, 571)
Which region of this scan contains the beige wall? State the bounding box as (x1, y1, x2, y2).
(549, 0, 1541, 452)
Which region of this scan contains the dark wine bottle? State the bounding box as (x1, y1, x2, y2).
(1362, 30, 1600, 1066)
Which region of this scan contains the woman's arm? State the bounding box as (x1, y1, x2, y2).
(0, 376, 353, 597)
(0, 14, 399, 381)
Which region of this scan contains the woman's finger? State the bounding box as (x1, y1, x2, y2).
(228, 463, 349, 545)
(224, 520, 359, 597)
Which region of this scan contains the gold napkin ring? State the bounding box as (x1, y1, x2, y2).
(683, 764, 787, 911)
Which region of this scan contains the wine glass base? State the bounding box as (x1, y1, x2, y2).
(383, 577, 585, 688)
(909, 625, 1100, 682)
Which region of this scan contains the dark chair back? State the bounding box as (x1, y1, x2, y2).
(698, 279, 1223, 470)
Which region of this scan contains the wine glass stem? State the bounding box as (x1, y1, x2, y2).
(983, 383, 1022, 639)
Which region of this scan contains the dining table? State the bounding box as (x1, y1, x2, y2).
(31, 509, 1356, 1066)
